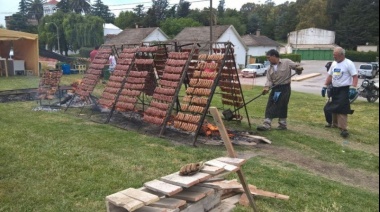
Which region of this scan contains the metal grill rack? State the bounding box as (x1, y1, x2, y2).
(90, 46, 138, 123)
(37, 70, 62, 106)
(64, 44, 117, 114)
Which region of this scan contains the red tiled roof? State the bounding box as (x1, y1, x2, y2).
(47, 0, 58, 5)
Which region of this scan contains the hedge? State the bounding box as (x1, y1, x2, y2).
(79, 47, 94, 58)
(346, 51, 379, 62)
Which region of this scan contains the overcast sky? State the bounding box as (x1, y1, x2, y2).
(0, 0, 295, 27)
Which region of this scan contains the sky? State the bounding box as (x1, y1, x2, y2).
(0, 0, 295, 27)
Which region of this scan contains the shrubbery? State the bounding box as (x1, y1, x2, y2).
(346, 51, 379, 62)
(79, 47, 93, 58)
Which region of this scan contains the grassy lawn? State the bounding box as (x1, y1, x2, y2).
(0, 75, 379, 212)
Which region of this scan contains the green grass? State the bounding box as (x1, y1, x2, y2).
(0, 75, 379, 212)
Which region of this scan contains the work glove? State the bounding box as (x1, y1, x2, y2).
(262, 88, 269, 95)
(179, 162, 204, 176)
(294, 66, 304, 75)
(348, 86, 358, 99)
(321, 87, 327, 97)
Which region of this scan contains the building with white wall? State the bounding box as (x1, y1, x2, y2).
(173, 25, 248, 67)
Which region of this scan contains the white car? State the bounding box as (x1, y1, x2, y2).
(358, 64, 377, 79)
(241, 63, 267, 78)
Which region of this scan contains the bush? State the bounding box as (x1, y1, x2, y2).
(79, 47, 93, 58)
(346, 51, 379, 62)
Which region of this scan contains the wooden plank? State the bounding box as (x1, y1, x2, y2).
(171, 190, 206, 202)
(236, 185, 290, 200)
(200, 165, 224, 175)
(215, 157, 246, 166)
(242, 134, 272, 144)
(139, 187, 166, 198)
(160, 172, 211, 188)
(205, 159, 239, 172)
(149, 198, 187, 209)
(134, 205, 179, 212)
(106, 192, 144, 212)
(144, 179, 183, 196)
(209, 107, 258, 212)
(291, 73, 321, 81)
(120, 188, 160, 205)
(185, 185, 215, 196)
(200, 181, 243, 190)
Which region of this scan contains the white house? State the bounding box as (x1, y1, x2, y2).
(104, 23, 122, 36)
(43, 0, 59, 17)
(105, 27, 170, 49)
(173, 25, 248, 68)
(242, 30, 281, 58)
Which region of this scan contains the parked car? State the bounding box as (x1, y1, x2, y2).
(358, 64, 377, 78)
(370, 62, 379, 75)
(241, 63, 267, 78)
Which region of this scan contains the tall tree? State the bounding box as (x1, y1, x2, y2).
(296, 0, 330, 29)
(26, 0, 46, 24)
(326, 0, 352, 29)
(70, 0, 91, 14)
(217, 0, 225, 17)
(335, 0, 379, 49)
(152, 0, 169, 22)
(133, 4, 145, 18)
(91, 0, 115, 23)
(56, 0, 71, 13)
(18, 0, 29, 16)
(274, 2, 298, 41)
(115, 11, 138, 29)
(177, 1, 191, 18)
(160, 17, 201, 37)
(7, 13, 30, 32)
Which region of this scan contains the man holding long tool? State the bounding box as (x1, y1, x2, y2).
(257, 49, 303, 131)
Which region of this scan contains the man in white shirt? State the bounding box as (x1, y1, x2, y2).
(322, 47, 358, 138)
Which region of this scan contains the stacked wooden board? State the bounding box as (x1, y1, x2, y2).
(105, 157, 246, 212)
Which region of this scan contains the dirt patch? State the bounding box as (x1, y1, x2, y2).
(242, 144, 379, 194)
(290, 124, 379, 156)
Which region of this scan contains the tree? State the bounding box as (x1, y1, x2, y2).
(217, 0, 225, 17)
(187, 9, 211, 26)
(91, 0, 115, 23)
(114, 11, 138, 29)
(56, 0, 71, 13)
(133, 4, 145, 18)
(19, 0, 29, 16)
(26, 0, 46, 24)
(166, 5, 177, 19)
(70, 0, 91, 14)
(7, 13, 30, 32)
(152, 0, 169, 23)
(274, 2, 298, 42)
(177, 1, 191, 18)
(296, 0, 330, 29)
(335, 0, 379, 49)
(39, 11, 66, 54)
(160, 17, 202, 38)
(219, 16, 246, 35)
(326, 0, 352, 29)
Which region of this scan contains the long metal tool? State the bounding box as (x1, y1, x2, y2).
(223, 72, 297, 121)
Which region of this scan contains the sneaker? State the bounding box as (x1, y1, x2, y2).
(257, 125, 271, 131)
(340, 130, 349, 138)
(277, 125, 287, 130)
(325, 123, 332, 128)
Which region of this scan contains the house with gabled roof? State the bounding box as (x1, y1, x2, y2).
(173, 25, 248, 68)
(105, 27, 170, 48)
(242, 30, 281, 58)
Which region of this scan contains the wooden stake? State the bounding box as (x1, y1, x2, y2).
(209, 107, 258, 212)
